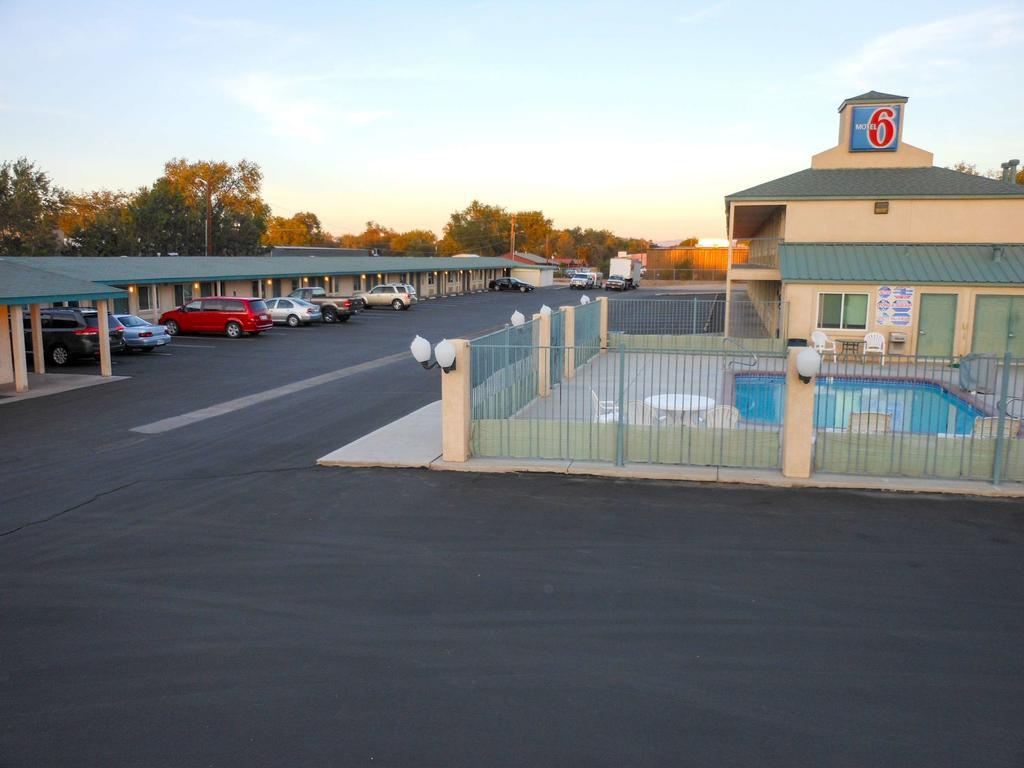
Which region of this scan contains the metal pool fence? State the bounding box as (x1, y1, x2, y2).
(470, 342, 787, 469)
(810, 352, 1024, 484)
(607, 297, 787, 351)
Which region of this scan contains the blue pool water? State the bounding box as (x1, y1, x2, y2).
(735, 375, 983, 435)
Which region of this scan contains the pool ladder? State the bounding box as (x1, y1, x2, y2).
(724, 337, 758, 369)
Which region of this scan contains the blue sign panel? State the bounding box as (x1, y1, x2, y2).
(850, 104, 900, 151)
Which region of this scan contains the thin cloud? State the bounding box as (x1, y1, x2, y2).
(226, 72, 394, 141)
(837, 7, 1019, 87)
(678, 1, 729, 25)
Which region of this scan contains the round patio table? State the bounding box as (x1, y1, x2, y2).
(644, 394, 716, 425)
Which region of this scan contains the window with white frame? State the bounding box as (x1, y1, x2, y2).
(817, 292, 868, 330)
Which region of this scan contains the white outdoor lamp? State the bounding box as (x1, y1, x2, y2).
(510, 310, 525, 326)
(539, 304, 552, 317)
(409, 335, 457, 373)
(410, 335, 432, 367)
(796, 347, 821, 384)
(434, 339, 457, 373)
(580, 294, 591, 305)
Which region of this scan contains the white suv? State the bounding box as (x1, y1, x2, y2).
(357, 284, 414, 310)
(570, 272, 600, 289)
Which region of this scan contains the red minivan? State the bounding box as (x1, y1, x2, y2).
(160, 297, 273, 338)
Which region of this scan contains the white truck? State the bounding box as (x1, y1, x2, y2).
(607, 257, 642, 290)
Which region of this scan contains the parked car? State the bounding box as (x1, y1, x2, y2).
(113, 314, 171, 352)
(398, 283, 419, 303)
(159, 297, 272, 338)
(265, 297, 322, 326)
(23, 307, 126, 367)
(356, 284, 414, 310)
(604, 276, 627, 291)
(569, 272, 601, 289)
(488, 277, 534, 292)
(287, 287, 363, 323)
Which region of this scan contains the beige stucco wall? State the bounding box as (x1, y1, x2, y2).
(783, 282, 1024, 357)
(785, 198, 1024, 244)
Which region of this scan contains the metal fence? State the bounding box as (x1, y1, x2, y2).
(470, 319, 540, 420)
(607, 297, 787, 351)
(470, 341, 787, 469)
(811, 352, 1024, 484)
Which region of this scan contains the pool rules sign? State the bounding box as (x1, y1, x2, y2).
(876, 286, 914, 326)
(850, 105, 901, 151)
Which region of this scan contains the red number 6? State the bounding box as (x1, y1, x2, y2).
(869, 107, 896, 147)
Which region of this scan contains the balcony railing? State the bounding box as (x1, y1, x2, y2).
(731, 237, 783, 270)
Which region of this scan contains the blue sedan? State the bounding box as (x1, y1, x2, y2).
(114, 314, 172, 352)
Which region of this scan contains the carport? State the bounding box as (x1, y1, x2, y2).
(0, 260, 125, 393)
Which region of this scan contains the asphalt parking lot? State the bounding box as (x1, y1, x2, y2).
(2, 286, 1023, 767)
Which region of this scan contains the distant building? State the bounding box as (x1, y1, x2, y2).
(501, 251, 557, 267)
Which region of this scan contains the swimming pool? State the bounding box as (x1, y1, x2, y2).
(734, 375, 984, 435)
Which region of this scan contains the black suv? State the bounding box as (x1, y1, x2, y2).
(23, 308, 126, 367)
(488, 277, 534, 292)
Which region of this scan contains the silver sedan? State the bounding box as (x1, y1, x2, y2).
(265, 297, 323, 326)
(113, 314, 172, 352)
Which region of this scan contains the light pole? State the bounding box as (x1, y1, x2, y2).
(195, 177, 212, 255)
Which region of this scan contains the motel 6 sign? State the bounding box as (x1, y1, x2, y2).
(849, 104, 901, 151)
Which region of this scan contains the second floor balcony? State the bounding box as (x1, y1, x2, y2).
(731, 237, 783, 270)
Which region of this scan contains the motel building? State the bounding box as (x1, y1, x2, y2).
(0, 252, 552, 394)
(724, 91, 1024, 358)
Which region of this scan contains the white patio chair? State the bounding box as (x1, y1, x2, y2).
(811, 330, 837, 362)
(704, 404, 740, 429)
(847, 411, 892, 434)
(863, 332, 886, 364)
(972, 416, 1023, 439)
(591, 389, 618, 423)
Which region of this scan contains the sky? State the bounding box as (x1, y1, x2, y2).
(1, 0, 1021, 241)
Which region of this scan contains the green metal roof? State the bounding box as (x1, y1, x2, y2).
(780, 243, 1024, 285)
(1, 255, 551, 286)
(0, 259, 125, 306)
(726, 166, 1024, 202)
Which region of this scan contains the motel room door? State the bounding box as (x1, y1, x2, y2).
(917, 294, 957, 357)
(972, 296, 1024, 356)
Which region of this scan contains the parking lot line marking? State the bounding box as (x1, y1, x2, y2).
(168, 344, 218, 348)
(129, 350, 409, 435)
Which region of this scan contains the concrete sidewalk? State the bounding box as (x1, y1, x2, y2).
(317, 403, 1024, 497)
(0, 372, 129, 405)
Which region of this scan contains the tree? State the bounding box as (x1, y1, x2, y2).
(0, 158, 66, 255)
(512, 210, 553, 257)
(162, 158, 269, 254)
(338, 220, 396, 251)
(679, 236, 699, 247)
(59, 190, 135, 256)
(262, 211, 332, 246)
(948, 161, 1001, 180)
(438, 201, 511, 256)
(390, 229, 437, 255)
(130, 179, 204, 255)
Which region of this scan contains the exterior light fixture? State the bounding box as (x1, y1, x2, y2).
(434, 340, 456, 372)
(580, 294, 591, 305)
(193, 282, 200, 289)
(128, 286, 135, 294)
(410, 335, 457, 373)
(510, 310, 526, 326)
(303, 277, 309, 284)
(796, 348, 821, 384)
(539, 304, 552, 317)
(267, 279, 272, 284)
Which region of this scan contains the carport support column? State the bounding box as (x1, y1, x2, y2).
(441, 339, 472, 462)
(96, 299, 112, 377)
(9, 305, 29, 393)
(782, 348, 815, 479)
(563, 305, 576, 379)
(30, 304, 44, 374)
(534, 312, 550, 397)
(0, 305, 15, 386)
(128, 286, 140, 315)
(597, 296, 609, 353)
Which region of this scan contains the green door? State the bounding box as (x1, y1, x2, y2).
(972, 296, 1024, 356)
(917, 294, 957, 357)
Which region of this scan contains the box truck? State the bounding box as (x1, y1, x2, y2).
(607, 257, 642, 290)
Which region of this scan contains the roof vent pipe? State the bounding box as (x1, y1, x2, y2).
(992, 245, 1003, 262)
(1000, 159, 1020, 183)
